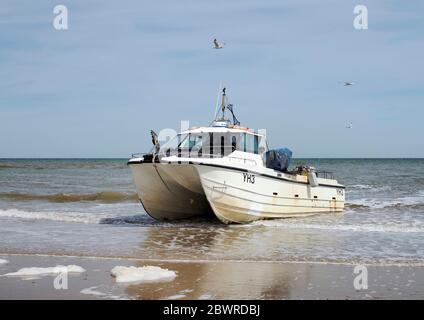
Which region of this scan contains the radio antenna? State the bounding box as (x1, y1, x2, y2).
(213, 81, 222, 120)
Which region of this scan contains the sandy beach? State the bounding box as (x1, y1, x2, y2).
(1, 254, 423, 300)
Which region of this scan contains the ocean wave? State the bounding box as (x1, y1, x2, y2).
(0, 191, 138, 203)
(345, 203, 369, 209)
(345, 201, 424, 210)
(346, 191, 424, 210)
(0, 208, 215, 225)
(349, 184, 373, 190)
(348, 184, 391, 192)
(249, 220, 424, 233)
(0, 162, 126, 170)
(0, 164, 19, 169)
(0, 208, 154, 225)
(0, 208, 105, 224)
(0, 164, 48, 170)
(385, 203, 424, 210)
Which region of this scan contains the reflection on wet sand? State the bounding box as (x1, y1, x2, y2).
(134, 226, 224, 260)
(130, 221, 342, 263)
(113, 217, 424, 300)
(1, 254, 423, 300)
(123, 224, 321, 299)
(122, 260, 424, 300)
(123, 261, 309, 299)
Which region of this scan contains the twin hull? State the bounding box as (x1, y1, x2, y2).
(129, 162, 345, 224)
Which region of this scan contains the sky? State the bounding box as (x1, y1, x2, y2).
(0, 0, 423, 158)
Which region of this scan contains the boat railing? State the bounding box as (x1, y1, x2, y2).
(316, 171, 334, 180)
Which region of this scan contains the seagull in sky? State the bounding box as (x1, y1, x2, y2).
(346, 122, 353, 129)
(213, 38, 225, 49)
(340, 81, 355, 86)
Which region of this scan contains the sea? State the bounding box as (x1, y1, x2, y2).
(1, 158, 423, 266)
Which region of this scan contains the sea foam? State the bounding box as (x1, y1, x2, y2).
(0, 259, 8, 265)
(3, 265, 86, 277)
(110, 266, 177, 283)
(0, 208, 148, 225)
(80, 286, 108, 297)
(348, 194, 424, 210)
(250, 220, 424, 233)
(0, 208, 105, 224)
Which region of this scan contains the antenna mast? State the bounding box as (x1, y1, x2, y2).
(220, 87, 226, 120)
(213, 81, 222, 120)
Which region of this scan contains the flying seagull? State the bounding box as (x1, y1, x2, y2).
(213, 38, 225, 49)
(340, 81, 355, 86)
(346, 122, 353, 129)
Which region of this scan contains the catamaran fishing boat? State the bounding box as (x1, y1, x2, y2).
(128, 88, 345, 224)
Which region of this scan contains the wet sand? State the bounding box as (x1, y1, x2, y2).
(0, 254, 423, 299)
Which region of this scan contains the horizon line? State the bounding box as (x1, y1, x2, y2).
(1, 157, 424, 160)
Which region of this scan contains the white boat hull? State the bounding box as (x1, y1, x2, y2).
(129, 161, 345, 224)
(129, 162, 213, 220)
(197, 164, 345, 224)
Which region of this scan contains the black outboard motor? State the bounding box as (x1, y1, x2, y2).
(264, 148, 293, 172)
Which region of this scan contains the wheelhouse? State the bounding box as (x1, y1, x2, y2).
(158, 128, 268, 159)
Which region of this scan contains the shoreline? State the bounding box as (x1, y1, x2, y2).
(1, 254, 423, 300)
(2, 252, 424, 268)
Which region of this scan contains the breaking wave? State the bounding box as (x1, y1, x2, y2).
(249, 220, 424, 233)
(0, 164, 19, 169)
(348, 184, 391, 192)
(0, 191, 138, 203)
(345, 202, 424, 210)
(0, 208, 151, 224)
(0, 208, 105, 224)
(346, 191, 424, 210)
(345, 203, 369, 209)
(0, 208, 218, 226)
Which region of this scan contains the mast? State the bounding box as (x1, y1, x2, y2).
(211, 87, 239, 127)
(220, 87, 226, 120)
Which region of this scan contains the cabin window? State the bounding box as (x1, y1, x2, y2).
(178, 134, 201, 151)
(231, 136, 237, 152)
(209, 133, 213, 157)
(172, 134, 204, 157)
(158, 132, 266, 158)
(188, 134, 203, 157)
(189, 134, 196, 150)
(238, 133, 260, 154)
(211, 133, 232, 157)
(243, 133, 247, 152)
(246, 134, 259, 154)
(188, 134, 202, 151)
(197, 136, 203, 157)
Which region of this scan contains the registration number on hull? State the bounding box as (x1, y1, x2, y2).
(243, 172, 255, 184)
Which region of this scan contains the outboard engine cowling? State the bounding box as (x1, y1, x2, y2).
(263, 148, 293, 172)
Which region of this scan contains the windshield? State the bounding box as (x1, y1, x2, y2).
(159, 132, 267, 158)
